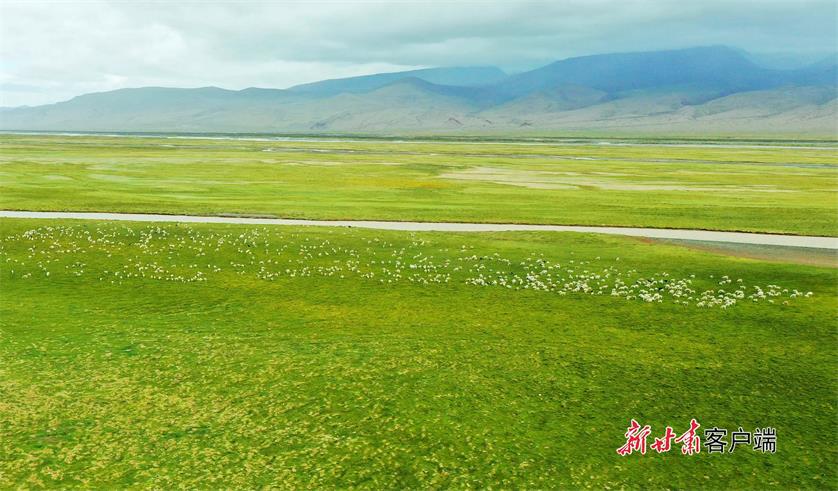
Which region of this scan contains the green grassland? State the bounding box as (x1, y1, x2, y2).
(1, 219, 835, 488)
(1, 134, 836, 235)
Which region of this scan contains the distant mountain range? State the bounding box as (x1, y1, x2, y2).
(1, 46, 836, 136)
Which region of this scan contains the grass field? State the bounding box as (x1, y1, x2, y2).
(1, 134, 837, 235)
(1, 133, 836, 488)
(1, 218, 836, 488)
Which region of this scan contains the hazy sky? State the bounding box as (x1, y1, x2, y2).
(1, 0, 836, 106)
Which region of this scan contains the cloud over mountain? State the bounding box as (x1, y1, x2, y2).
(1, 1, 836, 107)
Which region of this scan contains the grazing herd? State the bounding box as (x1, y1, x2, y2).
(1, 223, 812, 309)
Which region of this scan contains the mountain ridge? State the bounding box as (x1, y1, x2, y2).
(2, 46, 835, 135)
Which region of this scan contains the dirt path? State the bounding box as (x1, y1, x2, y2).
(2, 210, 836, 249)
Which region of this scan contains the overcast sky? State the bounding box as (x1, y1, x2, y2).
(1, 0, 836, 107)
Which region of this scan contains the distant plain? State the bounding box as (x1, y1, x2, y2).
(1, 134, 836, 236)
